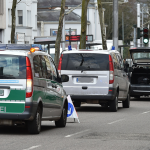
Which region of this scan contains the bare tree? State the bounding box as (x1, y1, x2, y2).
(11, 0, 17, 43)
(11, 0, 22, 43)
(79, 0, 90, 49)
(97, 0, 107, 49)
(54, 0, 66, 68)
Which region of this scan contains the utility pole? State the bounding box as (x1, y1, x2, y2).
(94, 0, 97, 41)
(113, 0, 118, 50)
(137, 3, 140, 47)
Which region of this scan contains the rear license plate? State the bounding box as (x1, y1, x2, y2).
(77, 77, 94, 83)
(0, 90, 4, 96)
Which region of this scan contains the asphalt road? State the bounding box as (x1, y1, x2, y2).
(0, 97, 150, 150)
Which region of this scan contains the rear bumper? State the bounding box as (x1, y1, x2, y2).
(0, 102, 38, 120)
(71, 88, 117, 102)
(130, 84, 150, 96)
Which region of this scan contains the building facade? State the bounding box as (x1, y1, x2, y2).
(0, 0, 37, 44)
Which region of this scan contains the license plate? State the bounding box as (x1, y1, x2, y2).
(0, 90, 4, 96)
(77, 77, 94, 83)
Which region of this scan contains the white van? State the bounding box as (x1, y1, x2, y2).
(60, 49, 130, 112)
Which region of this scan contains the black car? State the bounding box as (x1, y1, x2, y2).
(129, 47, 150, 98)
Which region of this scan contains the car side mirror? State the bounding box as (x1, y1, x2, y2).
(61, 74, 69, 82)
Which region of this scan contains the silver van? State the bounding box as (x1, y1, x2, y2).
(59, 49, 130, 112)
(0, 44, 68, 134)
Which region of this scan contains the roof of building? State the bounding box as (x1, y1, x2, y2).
(37, 10, 90, 23)
(38, 0, 95, 9)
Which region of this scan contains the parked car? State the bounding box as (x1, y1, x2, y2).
(59, 49, 130, 112)
(0, 44, 68, 134)
(129, 47, 150, 98)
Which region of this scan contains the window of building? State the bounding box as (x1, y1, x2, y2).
(0, 0, 4, 15)
(27, 10, 31, 27)
(8, 9, 12, 25)
(35, 15, 37, 29)
(18, 10, 23, 25)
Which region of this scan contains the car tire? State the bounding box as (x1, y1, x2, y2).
(55, 105, 67, 127)
(109, 93, 118, 112)
(73, 101, 81, 107)
(122, 93, 130, 108)
(27, 106, 42, 134)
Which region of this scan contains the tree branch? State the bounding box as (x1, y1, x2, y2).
(17, 0, 22, 4)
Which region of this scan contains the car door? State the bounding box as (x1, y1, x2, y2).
(116, 53, 128, 98)
(42, 55, 59, 118)
(49, 57, 63, 116)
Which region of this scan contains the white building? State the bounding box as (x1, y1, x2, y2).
(37, 0, 106, 49)
(0, 0, 37, 44)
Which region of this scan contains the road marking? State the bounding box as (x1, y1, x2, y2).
(108, 118, 125, 125)
(65, 129, 90, 138)
(141, 111, 150, 115)
(23, 145, 41, 150)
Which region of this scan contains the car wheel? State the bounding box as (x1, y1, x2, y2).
(27, 106, 42, 134)
(73, 101, 81, 107)
(109, 93, 118, 112)
(122, 93, 130, 108)
(55, 105, 67, 127)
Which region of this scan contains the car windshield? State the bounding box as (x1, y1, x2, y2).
(0, 55, 26, 79)
(132, 52, 150, 60)
(61, 53, 109, 71)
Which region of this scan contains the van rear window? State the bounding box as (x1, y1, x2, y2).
(61, 53, 109, 71)
(0, 55, 26, 79)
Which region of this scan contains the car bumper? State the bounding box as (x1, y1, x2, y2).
(70, 88, 117, 101)
(0, 102, 38, 120)
(130, 84, 150, 96)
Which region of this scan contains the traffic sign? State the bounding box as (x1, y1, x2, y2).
(65, 35, 93, 42)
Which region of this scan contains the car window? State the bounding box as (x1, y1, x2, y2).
(33, 55, 42, 78)
(0, 55, 26, 79)
(116, 54, 124, 69)
(61, 53, 109, 71)
(112, 53, 118, 69)
(49, 57, 59, 82)
(40, 56, 47, 78)
(43, 55, 53, 80)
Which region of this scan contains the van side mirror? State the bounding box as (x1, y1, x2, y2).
(61, 75, 69, 82)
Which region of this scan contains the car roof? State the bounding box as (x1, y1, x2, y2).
(62, 49, 119, 54)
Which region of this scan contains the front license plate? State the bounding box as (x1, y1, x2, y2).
(0, 90, 4, 96)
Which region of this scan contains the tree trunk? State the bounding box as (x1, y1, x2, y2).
(54, 0, 66, 68)
(79, 0, 90, 49)
(97, 0, 107, 49)
(11, 0, 17, 44)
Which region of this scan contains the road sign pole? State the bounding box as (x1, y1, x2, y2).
(69, 28, 71, 46)
(62, 15, 66, 50)
(113, 0, 118, 50)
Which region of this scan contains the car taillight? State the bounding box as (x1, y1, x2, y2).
(58, 54, 63, 75)
(26, 57, 33, 98)
(109, 55, 114, 84)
